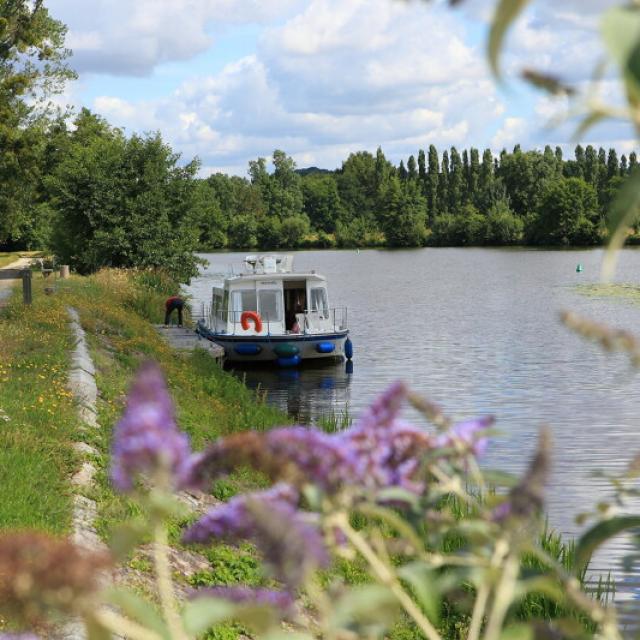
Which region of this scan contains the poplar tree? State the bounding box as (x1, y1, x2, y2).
(584, 145, 599, 186)
(607, 149, 619, 179)
(469, 148, 480, 206)
(417, 149, 427, 194)
(438, 150, 450, 215)
(407, 154, 417, 181)
(427, 145, 439, 222)
(448, 147, 463, 213)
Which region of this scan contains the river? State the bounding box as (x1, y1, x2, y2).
(188, 247, 640, 617)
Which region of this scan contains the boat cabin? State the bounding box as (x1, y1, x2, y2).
(210, 256, 338, 336)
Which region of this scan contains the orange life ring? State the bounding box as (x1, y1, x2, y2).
(240, 311, 263, 333)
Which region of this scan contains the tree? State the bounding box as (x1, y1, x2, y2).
(607, 148, 619, 179)
(448, 147, 463, 213)
(301, 174, 343, 233)
(469, 148, 480, 206)
(417, 149, 427, 196)
(426, 145, 439, 222)
(0, 0, 76, 246)
(338, 151, 378, 229)
(49, 118, 202, 281)
(528, 178, 600, 245)
(438, 150, 449, 215)
(379, 176, 427, 247)
(407, 155, 417, 181)
(398, 159, 408, 181)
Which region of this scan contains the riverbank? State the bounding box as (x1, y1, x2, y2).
(0, 268, 287, 535)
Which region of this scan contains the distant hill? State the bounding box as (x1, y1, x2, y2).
(295, 166, 334, 177)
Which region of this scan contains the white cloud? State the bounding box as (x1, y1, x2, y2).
(49, 0, 300, 75)
(492, 117, 527, 150)
(50, 0, 637, 175)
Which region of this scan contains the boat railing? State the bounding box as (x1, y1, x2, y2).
(221, 308, 348, 335)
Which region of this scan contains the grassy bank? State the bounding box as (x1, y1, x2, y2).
(0, 269, 288, 536)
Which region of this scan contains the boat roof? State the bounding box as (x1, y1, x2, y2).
(210, 255, 327, 288)
(224, 272, 327, 285)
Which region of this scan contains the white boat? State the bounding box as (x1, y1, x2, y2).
(196, 255, 352, 366)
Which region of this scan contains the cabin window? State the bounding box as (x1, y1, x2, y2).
(231, 289, 258, 320)
(310, 287, 329, 318)
(258, 290, 282, 322)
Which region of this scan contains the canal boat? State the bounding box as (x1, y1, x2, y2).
(196, 255, 352, 366)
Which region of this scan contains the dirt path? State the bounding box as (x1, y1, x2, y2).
(0, 257, 33, 305)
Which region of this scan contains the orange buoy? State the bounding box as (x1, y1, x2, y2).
(240, 311, 263, 333)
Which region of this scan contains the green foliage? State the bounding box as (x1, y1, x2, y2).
(0, 0, 75, 247)
(47, 111, 202, 282)
(528, 178, 601, 246)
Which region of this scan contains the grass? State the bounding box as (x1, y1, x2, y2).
(0, 281, 81, 532)
(0, 268, 289, 537)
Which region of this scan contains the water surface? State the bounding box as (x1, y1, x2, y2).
(188, 247, 640, 614)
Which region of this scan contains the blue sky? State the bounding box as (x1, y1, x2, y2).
(48, 0, 635, 177)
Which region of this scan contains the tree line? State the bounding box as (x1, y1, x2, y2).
(198, 144, 636, 251)
(1, 1, 637, 283)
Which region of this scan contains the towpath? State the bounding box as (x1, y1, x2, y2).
(0, 256, 33, 307)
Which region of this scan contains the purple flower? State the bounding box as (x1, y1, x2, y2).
(182, 483, 299, 544)
(434, 416, 494, 457)
(184, 427, 361, 493)
(352, 381, 408, 432)
(0, 635, 40, 639)
(190, 586, 295, 616)
(110, 362, 193, 492)
(340, 419, 432, 494)
(183, 483, 328, 590)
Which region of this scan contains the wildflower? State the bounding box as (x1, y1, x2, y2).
(0, 532, 110, 627)
(190, 586, 295, 616)
(110, 362, 193, 492)
(0, 634, 40, 639)
(185, 428, 360, 493)
(183, 484, 328, 591)
(340, 419, 432, 494)
(493, 427, 551, 524)
(435, 416, 494, 457)
(182, 483, 299, 543)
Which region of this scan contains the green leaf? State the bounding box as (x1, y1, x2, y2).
(573, 109, 608, 142)
(398, 561, 441, 623)
(602, 170, 640, 281)
(330, 585, 399, 631)
(355, 503, 424, 552)
(103, 587, 170, 639)
(488, 0, 531, 77)
(181, 597, 237, 636)
(374, 487, 420, 508)
(602, 7, 640, 82)
(108, 519, 150, 561)
(575, 516, 640, 571)
(515, 576, 566, 604)
(499, 623, 534, 640)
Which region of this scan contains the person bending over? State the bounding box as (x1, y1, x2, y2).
(164, 296, 185, 326)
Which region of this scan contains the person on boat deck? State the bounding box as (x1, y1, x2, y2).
(164, 296, 185, 326)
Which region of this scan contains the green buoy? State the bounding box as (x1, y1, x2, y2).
(576, 263, 583, 273)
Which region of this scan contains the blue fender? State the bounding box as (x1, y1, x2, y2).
(344, 338, 353, 360)
(276, 354, 301, 368)
(316, 341, 335, 354)
(234, 343, 262, 356)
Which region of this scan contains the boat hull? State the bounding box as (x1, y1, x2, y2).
(208, 331, 350, 363)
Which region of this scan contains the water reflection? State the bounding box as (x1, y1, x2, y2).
(228, 358, 353, 425)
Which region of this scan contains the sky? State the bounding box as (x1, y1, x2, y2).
(47, 0, 636, 177)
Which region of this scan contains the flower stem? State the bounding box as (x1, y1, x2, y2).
(483, 550, 520, 640)
(93, 608, 164, 640)
(334, 513, 443, 640)
(153, 520, 188, 640)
